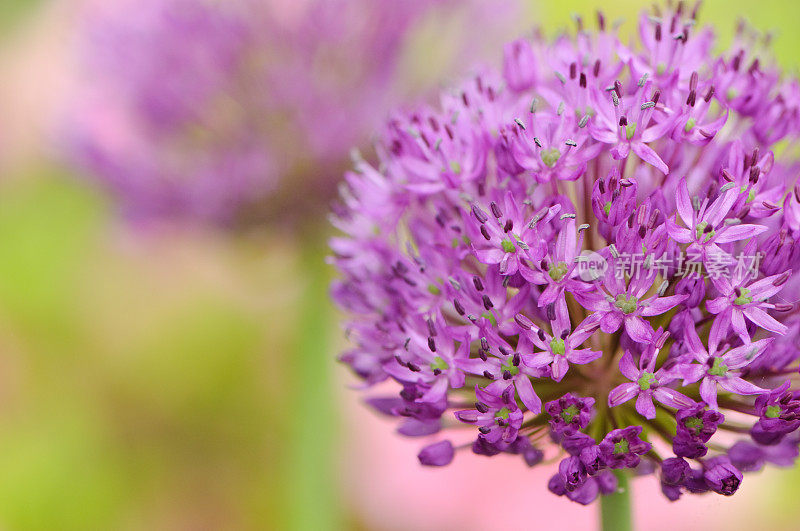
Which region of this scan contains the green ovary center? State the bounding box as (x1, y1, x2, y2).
(604, 201, 612, 216)
(638, 372, 657, 390)
(614, 439, 630, 454)
(694, 221, 715, 242)
(734, 288, 752, 306)
(496, 407, 511, 420)
(449, 160, 462, 174)
(540, 148, 562, 168)
(740, 185, 756, 203)
(550, 337, 566, 356)
(684, 117, 697, 133)
(625, 123, 637, 140)
(614, 294, 638, 315)
(766, 405, 782, 418)
(430, 356, 449, 372)
(501, 239, 516, 253)
(548, 262, 569, 282)
(708, 357, 729, 377)
(684, 416, 704, 435)
(561, 405, 580, 423)
(501, 359, 519, 376)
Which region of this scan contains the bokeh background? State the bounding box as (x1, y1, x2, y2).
(2, 0, 800, 529)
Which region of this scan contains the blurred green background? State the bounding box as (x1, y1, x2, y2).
(2, 1, 800, 530)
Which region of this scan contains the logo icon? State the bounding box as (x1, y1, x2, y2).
(576, 251, 608, 282)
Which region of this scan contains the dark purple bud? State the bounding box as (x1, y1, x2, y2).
(661, 457, 690, 485)
(566, 478, 600, 505)
(523, 446, 544, 467)
(596, 470, 617, 495)
(559, 456, 588, 491)
(579, 445, 605, 476)
(418, 440, 455, 466)
(548, 473, 567, 496)
(704, 459, 742, 496)
(673, 433, 708, 459)
(562, 431, 597, 456)
(661, 482, 682, 501)
(727, 441, 767, 472)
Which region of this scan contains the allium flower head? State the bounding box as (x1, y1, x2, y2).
(332, 3, 800, 504)
(63, 0, 501, 225)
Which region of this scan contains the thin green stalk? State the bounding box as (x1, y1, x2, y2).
(600, 470, 632, 531)
(285, 234, 341, 531)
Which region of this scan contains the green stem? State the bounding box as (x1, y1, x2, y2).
(600, 470, 632, 531)
(285, 234, 342, 531)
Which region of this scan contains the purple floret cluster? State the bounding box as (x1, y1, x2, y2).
(331, 3, 800, 504)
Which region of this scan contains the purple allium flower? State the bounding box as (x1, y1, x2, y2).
(608, 333, 696, 419)
(62, 0, 510, 225)
(574, 265, 686, 344)
(673, 404, 724, 459)
(455, 382, 524, 445)
(518, 313, 602, 381)
(706, 271, 791, 342)
(751, 381, 800, 444)
(599, 427, 652, 469)
(332, 3, 800, 504)
(545, 393, 595, 436)
(667, 178, 768, 260)
(679, 326, 772, 410)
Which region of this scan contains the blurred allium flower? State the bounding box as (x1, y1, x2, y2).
(332, 3, 800, 504)
(63, 0, 509, 224)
